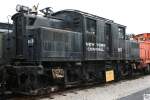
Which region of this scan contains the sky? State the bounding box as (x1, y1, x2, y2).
(0, 0, 150, 34)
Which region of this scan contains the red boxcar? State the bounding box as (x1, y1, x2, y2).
(134, 33, 150, 69)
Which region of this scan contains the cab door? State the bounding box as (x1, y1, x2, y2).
(85, 18, 97, 60)
(104, 23, 112, 57)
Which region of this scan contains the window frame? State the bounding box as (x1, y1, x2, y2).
(85, 17, 97, 35)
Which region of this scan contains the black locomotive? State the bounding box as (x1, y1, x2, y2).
(0, 5, 140, 95)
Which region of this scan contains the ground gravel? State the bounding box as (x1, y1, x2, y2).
(40, 75, 150, 100)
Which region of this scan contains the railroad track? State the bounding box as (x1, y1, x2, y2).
(4, 73, 148, 100)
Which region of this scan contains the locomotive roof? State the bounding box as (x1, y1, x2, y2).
(12, 10, 126, 27)
(12, 12, 64, 21)
(0, 22, 13, 30)
(53, 9, 126, 27)
(0, 22, 12, 33)
(135, 33, 150, 37)
(53, 9, 113, 22)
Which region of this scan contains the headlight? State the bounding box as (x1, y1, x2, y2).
(16, 4, 21, 12)
(16, 4, 29, 13)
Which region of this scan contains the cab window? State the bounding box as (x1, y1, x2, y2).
(86, 18, 96, 35)
(118, 27, 125, 39)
